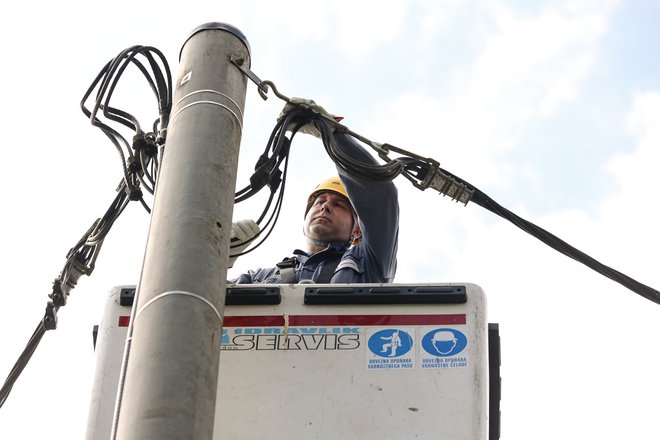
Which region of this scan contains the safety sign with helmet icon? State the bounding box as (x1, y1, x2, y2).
(420, 327, 468, 369)
(422, 328, 468, 357)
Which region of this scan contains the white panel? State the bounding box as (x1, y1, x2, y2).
(215, 283, 488, 440)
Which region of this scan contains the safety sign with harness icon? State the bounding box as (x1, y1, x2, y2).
(366, 328, 415, 369)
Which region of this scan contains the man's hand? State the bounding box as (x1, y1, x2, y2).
(228, 219, 260, 268)
(277, 97, 343, 138)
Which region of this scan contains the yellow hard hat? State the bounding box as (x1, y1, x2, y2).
(305, 177, 361, 245)
(308, 177, 348, 202)
(305, 177, 351, 217)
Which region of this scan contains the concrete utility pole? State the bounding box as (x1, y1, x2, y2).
(114, 23, 250, 439)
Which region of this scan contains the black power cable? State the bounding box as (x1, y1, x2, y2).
(308, 109, 659, 305)
(1, 45, 173, 409)
(80, 45, 172, 201)
(5, 46, 659, 413)
(467, 175, 660, 305)
(246, 93, 659, 305)
(228, 58, 660, 306)
(0, 322, 46, 408)
(229, 109, 309, 258)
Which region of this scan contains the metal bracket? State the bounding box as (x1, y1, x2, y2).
(229, 54, 269, 100)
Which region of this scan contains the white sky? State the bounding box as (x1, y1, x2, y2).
(1, 0, 659, 438)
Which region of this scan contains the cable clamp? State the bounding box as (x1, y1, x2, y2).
(43, 302, 58, 331)
(411, 157, 441, 191)
(428, 169, 474, 205)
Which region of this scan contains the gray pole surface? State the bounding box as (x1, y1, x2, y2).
(114, 23, 249, 439)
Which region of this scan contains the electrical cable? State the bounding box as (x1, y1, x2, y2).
(1, 45, 173, 409)
(229, 111, 302, 258)
(237, 85, 659, 305)
(4, 46, 658, 413)
(469, 181, 660, 305)
(320, 113, 660, 305)
(80, 45, 172, 205)
(0, 322, 46, 408)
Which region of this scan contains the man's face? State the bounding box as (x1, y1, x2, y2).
(304, 192, 356, 244)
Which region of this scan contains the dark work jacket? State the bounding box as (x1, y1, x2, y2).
(230, 130, 398, 284)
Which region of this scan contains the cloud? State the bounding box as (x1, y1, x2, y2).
(417, 0, 465, 45)
(232, 0, 407, 59)
(363, 1, 619, 190)
(487, 2, 613, 112)
(330, 0, 407, 57)
(597, 91, 660, 272)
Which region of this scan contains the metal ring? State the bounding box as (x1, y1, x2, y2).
(134, 290, 223, 324)
(173, 89, 244, 119)
(170, 100, 243, 130)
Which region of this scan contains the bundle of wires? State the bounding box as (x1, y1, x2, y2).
(80, 45, 172, 210)
(260, 99, 660, 306)
(4, 53, 659, 412)
(230, 105, 433, 257)
(0, 45, 173, 409)
(229, 107, 313, 257)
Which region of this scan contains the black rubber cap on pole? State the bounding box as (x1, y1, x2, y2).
(181, 22, 251, 60)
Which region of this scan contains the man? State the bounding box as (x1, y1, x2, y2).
(229, 126, 399, 284)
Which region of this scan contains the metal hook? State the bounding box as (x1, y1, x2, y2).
(259, 80, 290, 104)
(257, 83, 269, 100)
